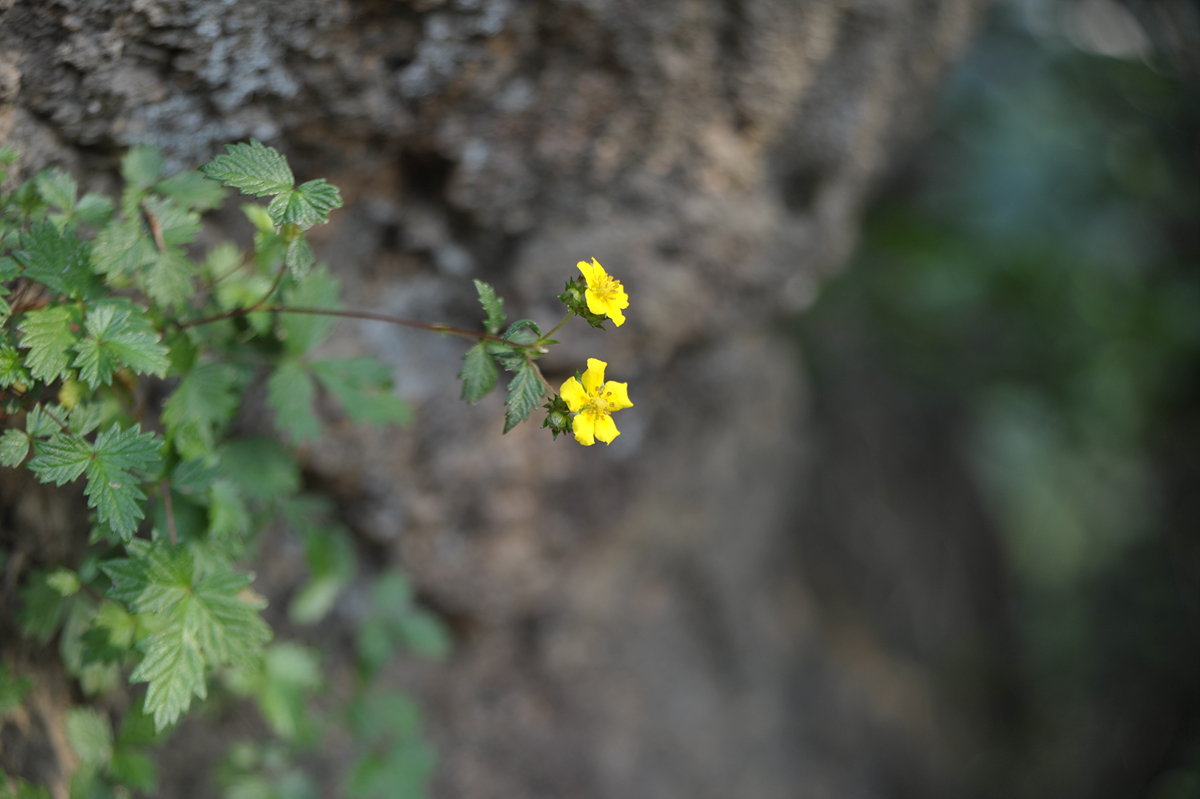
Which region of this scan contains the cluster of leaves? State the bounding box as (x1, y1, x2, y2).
(0, 142, 445, 798)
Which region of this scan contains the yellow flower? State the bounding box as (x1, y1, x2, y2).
(560, 358, 633, 446)
(578, 258, 629, 327)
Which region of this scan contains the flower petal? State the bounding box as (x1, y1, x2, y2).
(607, 304, 625, 327)
(582, 358, 606, 394)
(577, 260, 597, 285)
(592, 412, 620, 444)
(601, 381, 633, 410)
(573, 410, 596, 446)
(560, 376, 589, 412)
(584, 289, 609, 317)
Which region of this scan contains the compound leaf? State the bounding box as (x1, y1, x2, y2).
(73, 300, 169, 389)
(266, 179, 342, 229)
(130, 615, 206, 732)
(201, 139, 294, 198)
(85, 424, 162, 539)
(91, 219, 156, 277)
(101, 539, 192, 613)
(28, 432, 92, 485)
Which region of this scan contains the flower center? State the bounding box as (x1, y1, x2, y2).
(593, 275, 621, 301)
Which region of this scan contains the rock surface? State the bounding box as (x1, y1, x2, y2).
(0, 0, 987, 796)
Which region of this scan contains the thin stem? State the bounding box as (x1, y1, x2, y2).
(529, 356, 555, 396)
(38, 403, 72, 435)
(160, 480, 178, 546)
(180, 303, 519, 345)
(539, 311, 574, 343)
(141, 201, 167, 253)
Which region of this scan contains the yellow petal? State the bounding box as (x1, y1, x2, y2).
(590, 258, 608, 281)
(607, 304, 625, 327)
(573, 410, 596, 446)
(582, 358, 606, 393)
(593, 412, 620, 444)
(577, 260, 597, 285)
(600, 381, 633, 410)
(560, 376, 588, 412)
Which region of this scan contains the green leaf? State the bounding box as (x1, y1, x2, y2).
(17, 571, 70, 643)
(101, 539, 191, 613)
(189, 570, 271, 666)
(13, 220, 98, 299)
(397, 612, 452, 660)
(142, 196, 202, 247)
(280, 267, 339, 356)
(73, 299, 170, 389)
(473, 279, 505, 334)
(65, 707, 113, 765)
(0, 256, 20, 281)
(266, 179, 342, 229)
(486, 341, 526, 371)
(311, 358, 411, 426)
(24, 404, 67, 438)
(267, 360, 320, 443)
(163, 362, 242, 458)
(502, 319, 542, 341)
(0, 345, 30, 388)
(457, 342, 498, 403)
(47, 568, 80, 596)
(74, 193, 115, 227)
(155, 170, 228, 211)
(503, 360, 544, 433)
(171, 458, 219, 496)
(85, 423, 162, 539)
(201, 139, 294, 197)
(90, 219, 156, 277)
(122, 145, 166, 191)
(108, 747, 157, 791)
(285, 235, 314, 276)
(67, 402, 105, 436)
(218, 437, 300, 501)
(35, 168, 76, 211)
(28, 431, 92, 485)
(144, 248, 195, 309)
(0, 429, 29, 467)
(19, 305, 80, 382)
(208, 479, 250, 540)
(0, 664, 32, 712)
(130, 614, 206, 731)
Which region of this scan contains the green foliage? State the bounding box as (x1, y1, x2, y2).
(0, 665, 32, 713)
(0, 137, 623, 797)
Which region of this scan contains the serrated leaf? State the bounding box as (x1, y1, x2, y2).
(142, 196, 201, 247)
(130, 616, 206, 731)
(35, 168, 76, 212)
(28, 431, 92, 485)
(90, 219, 156, 276)
(101, 539, 192, 613)
(0, 256, 20, 281)
(502, 319, 541, 342)
(72, 299, 169, 389)
(457, 342, 498, 403)
(473, 279, 505, 334)
(155, 170, 228, 211)
(74, 193, 114, 227)
(0, 345, 29, 389)
(122, 145, 166, 191)
(0, 429, 29, 467)
(280, 267, 339, 356)
(13, 221, 99, 299)
(17, 572, 70, 643)
(267, 179, 342, 229)
(163, 362, 242, 459)
(311, 358, 411, 426)
(209, 479, 250, 540)
(503, 360, 544, 433)
(218, 437, 300, 501)
(267, 360, 319, 443)
(25, 403, 69, 438)
(201, 139, 294, 197)
(47, 568, 80, 596)
(189, 570, 271, 666)
(144, 248, 195, 308)
(65, 707, 113, 765)
(486, 341, 526, 371)
(19, 305, 79, 382)
(85, 424, 162, 539)
(285, 235, 314, 276)
(67, 402, 104, 436)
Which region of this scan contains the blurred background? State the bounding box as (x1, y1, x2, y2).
(792, 0, 1200, 795)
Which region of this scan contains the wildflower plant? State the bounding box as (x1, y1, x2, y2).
(0, 139, 632, 797)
